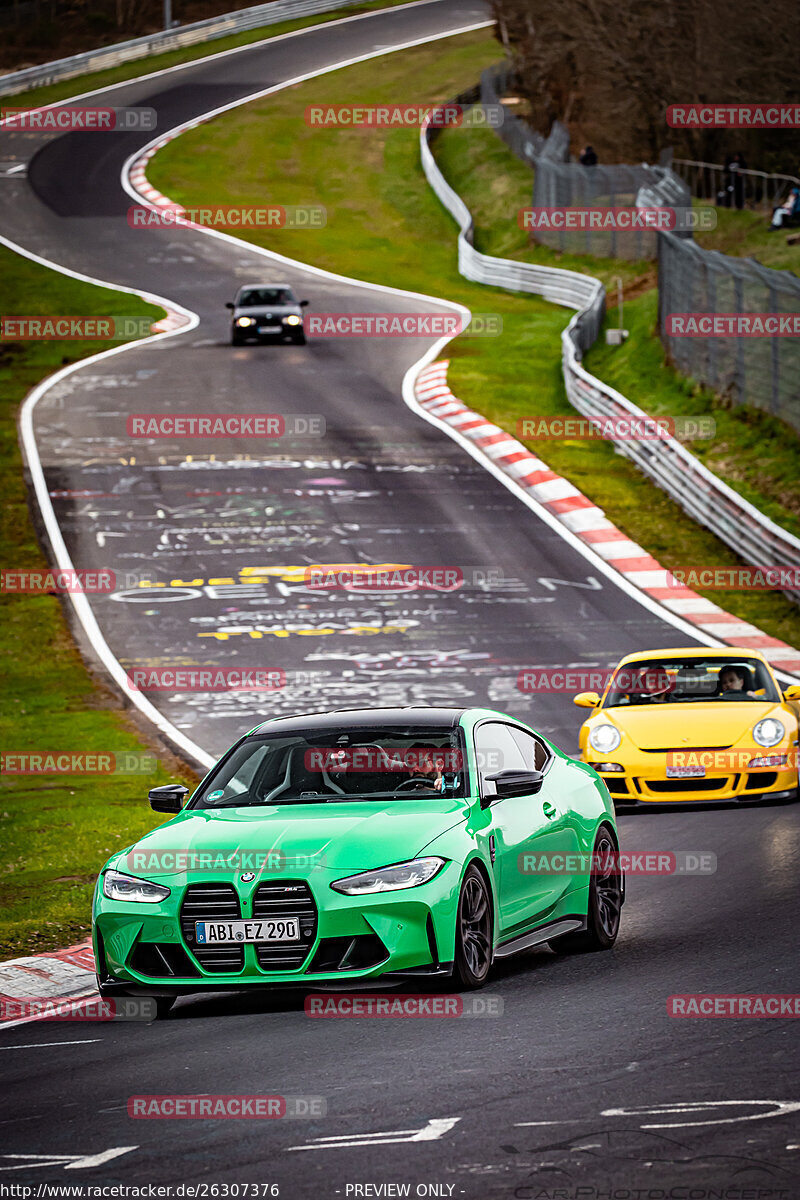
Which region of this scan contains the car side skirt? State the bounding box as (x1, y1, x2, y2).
(493, 914, 586, 959)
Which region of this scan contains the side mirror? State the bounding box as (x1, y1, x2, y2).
(783, 686, 800, 701)
(299, 299, 310, 307)
(225, 301, 235, 310)
(483, 769, 544, 803)
(574, 691, 601, 708)
(149, 784, 188, 813)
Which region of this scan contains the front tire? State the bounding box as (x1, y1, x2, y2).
(292, 332, 306, 345)
(552, 825, 622, 953)
(452, 865, 493, 990)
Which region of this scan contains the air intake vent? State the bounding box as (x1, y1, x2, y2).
(130, 941, 199, 978)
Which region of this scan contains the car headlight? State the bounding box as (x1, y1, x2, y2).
(753, 718, 785, 748)
(283, 315, 302, 326)
(588, 723, 621, 753)
(331, 857, 445, 895)
(235, 316, 256, 327)
(102, 870, 171, 904)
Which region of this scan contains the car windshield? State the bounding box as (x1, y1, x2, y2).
(603, 657, 780, 707)
(238, 288, 294, 307)
(189, 726, 468, 808)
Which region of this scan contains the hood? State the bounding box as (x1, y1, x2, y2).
(115, 797, 470, 879)
(600, 699, 784, 750)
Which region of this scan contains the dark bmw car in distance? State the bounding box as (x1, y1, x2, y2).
(226, 283, 309, 345)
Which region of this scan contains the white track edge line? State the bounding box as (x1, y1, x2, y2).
(13, 18, 492, 776)
(15, 7, 793, 792)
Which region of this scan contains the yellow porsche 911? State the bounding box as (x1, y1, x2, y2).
(574, 647, 800, 805)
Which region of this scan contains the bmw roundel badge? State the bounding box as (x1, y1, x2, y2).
(240, 871, 256, 882)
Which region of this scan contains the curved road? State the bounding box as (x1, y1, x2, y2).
(1, 2, 798, 1195)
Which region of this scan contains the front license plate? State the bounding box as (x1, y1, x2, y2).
(195, 918, 299, 944)
(258, 325, 281, 334)
(666, 764, 706, 778)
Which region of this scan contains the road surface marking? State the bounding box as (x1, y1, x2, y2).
(0, 1148, 136, 1170)
(288, 1117, 460, 1150)
(0, 1040, 100, 1050)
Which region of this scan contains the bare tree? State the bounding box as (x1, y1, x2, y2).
(491, 0, 800, 170)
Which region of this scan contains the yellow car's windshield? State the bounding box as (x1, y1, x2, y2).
(603, 657, 780, 707)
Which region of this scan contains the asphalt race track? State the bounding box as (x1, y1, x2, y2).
(1, 1, 799, 1195)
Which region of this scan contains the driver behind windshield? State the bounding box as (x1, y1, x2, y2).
(401, 746, 447, 793)
(716, 664, 756, 697)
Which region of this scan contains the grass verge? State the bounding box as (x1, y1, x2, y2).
(147, 29, 800, 650)
(0, 247, 197, 958)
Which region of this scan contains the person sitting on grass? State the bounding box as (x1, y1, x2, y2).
(770, 185, 800, 229)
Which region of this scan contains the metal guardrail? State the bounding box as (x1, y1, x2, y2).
(672, 159, 800, 212)
(420, 108, 800, 602)
(0, 0, 374, 97)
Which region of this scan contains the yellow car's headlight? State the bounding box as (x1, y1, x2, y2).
(753, 717, 785, 747)
(589, 723, 621, 753)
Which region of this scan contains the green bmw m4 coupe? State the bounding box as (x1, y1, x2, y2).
(93, 707, 624, 1015)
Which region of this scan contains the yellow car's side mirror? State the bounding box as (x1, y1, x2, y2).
(574, 691, 601, 708)
(783, 686, 800, 701)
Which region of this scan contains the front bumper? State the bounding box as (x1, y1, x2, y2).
(232, 321, 303, 339)
(585, 749, 798, 804)
(93, 865, 460, 992)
